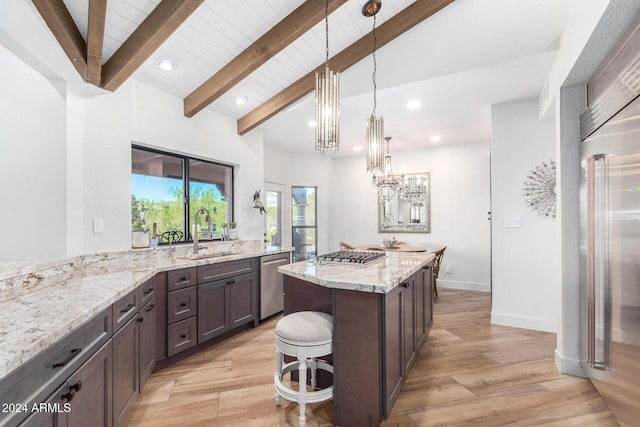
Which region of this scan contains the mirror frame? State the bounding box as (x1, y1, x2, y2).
(378, 172, 430, 233)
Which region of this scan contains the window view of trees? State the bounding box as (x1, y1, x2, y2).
(131, 147, 233, 244)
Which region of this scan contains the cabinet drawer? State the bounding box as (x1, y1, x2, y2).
(167, 267, 196, 291)
(197, 258, 256, 283)
(113, 290, 139, 332)
(0, 309, 111, 427)
(167, 287, 197, 324)
(167, 317, 197, 357)
(138, 276, 156, 306)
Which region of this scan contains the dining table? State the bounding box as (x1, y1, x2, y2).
(358, 244, 427, 252)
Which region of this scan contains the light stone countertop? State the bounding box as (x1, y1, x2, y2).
(0, 243, 292, 381)
(278, 251, 435, 294)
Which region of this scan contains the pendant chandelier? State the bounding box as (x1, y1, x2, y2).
(375, 136, 400, 201)
(363, 0, 384, 173)
(315, 0, 340, 153)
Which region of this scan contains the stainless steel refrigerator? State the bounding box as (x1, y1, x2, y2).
(581, 95, 640, 426)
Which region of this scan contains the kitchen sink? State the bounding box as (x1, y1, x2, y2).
(180, 251, 237, 260)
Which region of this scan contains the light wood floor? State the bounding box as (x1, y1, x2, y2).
(127, 289, 618, 426)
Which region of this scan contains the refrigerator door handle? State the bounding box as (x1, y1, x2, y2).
(586, 154, 609, 370)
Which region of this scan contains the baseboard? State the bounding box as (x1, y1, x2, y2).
(555, 349, 587, 377)
(491, 311, 557, 333)
(437, 279, 490, 293)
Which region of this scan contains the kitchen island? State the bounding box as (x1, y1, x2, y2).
(278, 251, 435, 427)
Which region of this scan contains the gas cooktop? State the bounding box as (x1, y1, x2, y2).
(314, 250, 385, 265)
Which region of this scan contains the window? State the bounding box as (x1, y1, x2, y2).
(292, 186, 317, 262)
(131, 146, 233, 244)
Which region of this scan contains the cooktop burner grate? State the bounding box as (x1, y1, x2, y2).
(314, 250, 385, 265)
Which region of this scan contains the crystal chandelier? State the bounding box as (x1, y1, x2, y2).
(375, 136, 401, 201)
(399, 175, 426, 204)
(315, 0, 340, 153)
(363, 0, 384, 173)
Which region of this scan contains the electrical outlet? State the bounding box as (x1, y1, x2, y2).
(504, 216, 522, 228)
(445, 265, 452, 274)
(93, 218, 104, 234)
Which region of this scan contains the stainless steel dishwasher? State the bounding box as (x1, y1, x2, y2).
(260, 252, 291, 320)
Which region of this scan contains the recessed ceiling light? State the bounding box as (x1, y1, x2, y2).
(156, 57, 176, 71)
(430, 135, 441, 142)
(406, 100, 421, 110)
(308, 120, 316, 127)
(353, 146, 363, 152)
(234, 95, 248, 105)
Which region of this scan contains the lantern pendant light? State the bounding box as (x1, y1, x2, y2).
(363, 0, 384, 174)
(315, 0, 340, 153)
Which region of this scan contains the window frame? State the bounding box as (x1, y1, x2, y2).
(131, 144, 234, 244)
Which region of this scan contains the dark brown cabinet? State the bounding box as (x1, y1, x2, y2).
(112, 277, 156, 427)
(286, 259, 434, 427)
(138, 297, 157, 390)
(198, 279, 229, 341)
(166, 267, 198, 357)
(112, 316, 138, 427)
(198, 271, 258, 343)
(21, 341, 113, 427)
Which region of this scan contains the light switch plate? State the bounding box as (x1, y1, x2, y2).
(504, 216, 522, 228)
(93, 218, 104, 234)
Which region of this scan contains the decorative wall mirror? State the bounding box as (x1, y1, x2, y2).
(378, 172, 430, 233)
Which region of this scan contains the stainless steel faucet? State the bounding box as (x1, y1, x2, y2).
(193, 207, 212, 255)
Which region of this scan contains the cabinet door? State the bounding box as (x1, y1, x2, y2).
(198, 280, 229, 343)
(415, 266, 426, 349)
(66, 341, 112, 427)
(113, 317, 139, 427)
(138, 297, 157, 391)
(23, 342, 113, 427)
(229, 272, 258, 328)
(403, 276, 417, 373)
(384, 285, 404, 413)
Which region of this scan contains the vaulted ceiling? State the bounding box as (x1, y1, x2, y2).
(33, 0, 452, 133)
(30, 0, 583, 156)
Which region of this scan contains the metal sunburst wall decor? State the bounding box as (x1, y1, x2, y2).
(522, 159, 557, 219)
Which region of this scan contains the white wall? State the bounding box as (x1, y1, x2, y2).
(0, 46, 67, 260)
(491, 98, 558, 332)
(0, 47, 264, 259)
(330, 141, 492, 291)
(264, 147, 333, 256)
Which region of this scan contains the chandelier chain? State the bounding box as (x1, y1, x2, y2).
(324, 0, 330, 67)
(371, 13, 377, 118)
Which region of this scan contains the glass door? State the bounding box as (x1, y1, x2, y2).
(266, 189, 282, 248)
(292, 186, 317, 262)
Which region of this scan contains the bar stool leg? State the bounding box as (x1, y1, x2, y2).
(274, 348, 282, 406)
(298, 358, 307, 427)
(310, 357, 317, 390)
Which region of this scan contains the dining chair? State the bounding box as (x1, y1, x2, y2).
(339, 241, 356, 251)
(431, 246, 446, 300)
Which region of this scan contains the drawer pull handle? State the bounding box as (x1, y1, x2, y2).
(227, 279, 236, 285)
(53, 348, 81, 368)
(401, 282, 409, 288)
(145, 304, 155, 312)
(180, 302, 187, 307)
(143, 288, 153, 295)
(180, 333, 187, 339)
(137, 317, 144, 323)
(180, 276, 187, 282)
(120, 303, 134, 313)
(61, 390, 75, 402)
(69, 381, 82, 392)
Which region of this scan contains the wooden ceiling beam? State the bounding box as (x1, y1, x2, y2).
(183, 0, 348, 118)
(32, 0, 87, 80)
(237, 0, 454, 135)
(101, 0, 204, 92)
(86, 0, 107, 86)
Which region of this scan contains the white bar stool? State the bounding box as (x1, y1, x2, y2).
(274, 311, 334, 427)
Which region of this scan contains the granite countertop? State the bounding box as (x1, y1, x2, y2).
(278, 251, 434, 294)
(0, 242, 292, 381)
